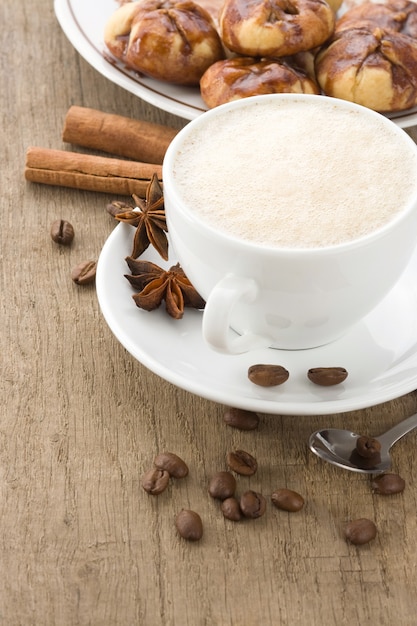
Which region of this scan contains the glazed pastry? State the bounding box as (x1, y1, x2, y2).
(315, 26, 417, 111)
(200, 56, 320, 107)
(336, 0, 417, 38)
(104, 0, 225, 86)
(219, 0, 336, 57)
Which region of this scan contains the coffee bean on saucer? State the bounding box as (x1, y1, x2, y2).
(371, 473, 405, 495)
(223, 407, 260, 431)
(307, 367, 348, 386)
(248, 364, 289, 387)
(240, 490, 266, 519)
(344, 518, 377, 545)
(175, 509, 203, 541)
(227, 450, 258, 476)
(154, 452, 189, 479)
(271, 488, 304, 512)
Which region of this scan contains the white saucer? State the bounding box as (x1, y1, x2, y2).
(96, 224, 417, 416)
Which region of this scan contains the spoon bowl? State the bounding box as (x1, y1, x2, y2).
(309, 411, 417, 473)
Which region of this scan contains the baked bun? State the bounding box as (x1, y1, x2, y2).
(104, 0, 225, 85)
(200, 56, 320, 107)
(336, 0, 417, 37)
(219, 0, 336, 57)
(315, 25, 417, 111)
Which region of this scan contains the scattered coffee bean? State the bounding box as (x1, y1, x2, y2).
(208, 471, 237, 500)
(227, 449, 258, 476)
(71, 260, 97, 285)
(50, 219, 75, 245)
(344, 518, 377, 545)
(371, 472, 405, 495)
(248, 364, 289, 387)
(307, 367, 348, 386)
(240, 490, 267, 519)
(141, 468, 170, 495)
(271, 488, 304, 512)
(355, 436, 381, 459)
(223, 407, 260, 431)
(154, 452, 189, 479)
(221, 497, 242, 521)
(106, 200, 132, 218)
(175, 509, 203, 541)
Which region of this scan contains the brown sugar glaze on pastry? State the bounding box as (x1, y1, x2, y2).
(315, 24, 417, 111)
(200, 55, 320, 107)
(104, 0, 225, 85)
(219, 0, 336, 57)
(336, 0, 417, 38)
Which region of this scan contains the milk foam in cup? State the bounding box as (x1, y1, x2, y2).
(163, 94, 417, 353)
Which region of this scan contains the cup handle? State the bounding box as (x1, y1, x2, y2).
(202, 275, 272, 354)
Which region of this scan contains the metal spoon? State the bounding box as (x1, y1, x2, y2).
(308, 411, 417, 474)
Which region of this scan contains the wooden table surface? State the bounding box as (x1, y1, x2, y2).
(3, 0, 417, 624)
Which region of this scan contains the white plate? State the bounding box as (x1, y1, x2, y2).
(96, 223, 417, 416)
(55, 0, 417, 126)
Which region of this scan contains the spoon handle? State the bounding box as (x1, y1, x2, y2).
(378, 411, 417, 448)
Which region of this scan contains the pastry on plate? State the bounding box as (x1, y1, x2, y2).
(219, 0, 336, 57)
(315, 24, 417, 111)
(104, 0, 225, 85)
(200, 55, 320, 107)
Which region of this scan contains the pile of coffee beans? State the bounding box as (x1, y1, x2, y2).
(221, 407, 406, 546)
(207, 442, 306, 525)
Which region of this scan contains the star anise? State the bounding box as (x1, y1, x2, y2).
(125, 257, 205, 319)
(113, 173, 168, 260)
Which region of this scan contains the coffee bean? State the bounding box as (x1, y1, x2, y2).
(141, 468, 170, 495)
(71, 260, 97, 285)
(154, 452, 189, 479)
(371, 472, 405, 495)
(50, 219, 74, 245)
(175, 509, 203, 541)
(248, 364, 289, 387)
(349, 449, 381, 470)
(106, 200, 132, 218)
(208, 471, 236, 500)
(227, 450, 258, 476)
(307, 367, 348, 386)
(355, 436, 381, 459)
(240, 490, 267, 519)
(221, 497, 242, 521)
(344, 518, 377, 545)
(223, 407, 260, 431)
(271, 488, 304, 512)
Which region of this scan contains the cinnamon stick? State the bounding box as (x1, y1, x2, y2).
(62, 106, 179, 165)
(25, 147, 162, 196)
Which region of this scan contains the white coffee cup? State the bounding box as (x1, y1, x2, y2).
(163, 94, 417, 353)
